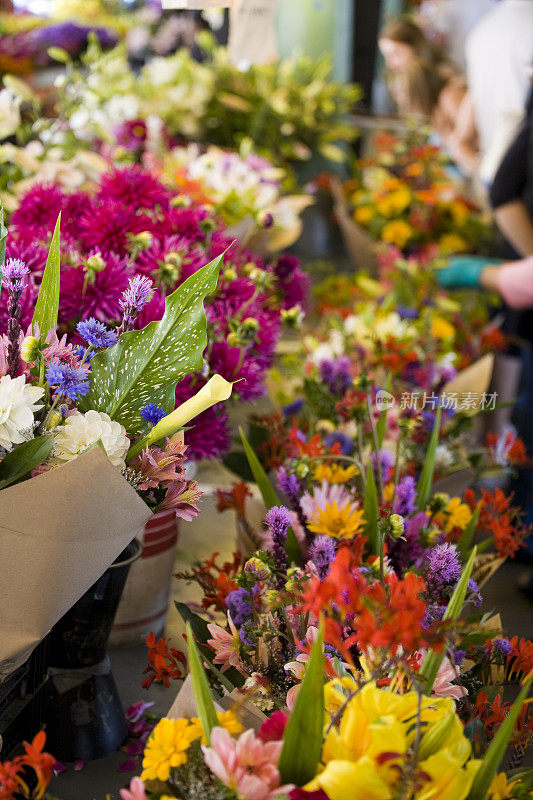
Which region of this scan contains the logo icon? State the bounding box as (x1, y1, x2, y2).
(375, 389, 396, 411)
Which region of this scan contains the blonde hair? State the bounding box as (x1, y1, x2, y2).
(379, 19, 450, 69)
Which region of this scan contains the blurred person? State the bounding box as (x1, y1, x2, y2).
(465, 0, 533, 184)
(378, 19, 479, 175)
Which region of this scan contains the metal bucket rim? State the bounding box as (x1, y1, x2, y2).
(110, 539, 143, 570)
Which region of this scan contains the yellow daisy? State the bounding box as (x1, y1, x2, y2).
(381, 219, 413, 248)
(313, 463, 359, 484)
(188, 709, 244, 744)
(442, 496, 472, 533)
(308, 501, 364, 539)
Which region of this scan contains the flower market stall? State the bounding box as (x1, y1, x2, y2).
(0, 3, 532, 800)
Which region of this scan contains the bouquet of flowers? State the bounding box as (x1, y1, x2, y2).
(8, 166, 309, 460)
(0, 210, 234, 674)
(334, 131, 493, 266)
(119, 413, 533, 799)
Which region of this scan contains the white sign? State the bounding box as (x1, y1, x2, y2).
(228, 0, 278, 65)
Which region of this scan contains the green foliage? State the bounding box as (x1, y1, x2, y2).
(32, 213, 61, 337)
(278, 620, 324, 785)
(303, 378, 337, 420)
(79, 256, 222, 433)
(186, 621, 219, 746)
(0, 436, 53, 490)
(416, 405, 442, 510)
(363, 462, 379, 553)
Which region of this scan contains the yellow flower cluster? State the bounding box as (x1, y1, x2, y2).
(313, 463, 359, 484)
(142, 710, 243, 782)
(307, 680, 480, 800)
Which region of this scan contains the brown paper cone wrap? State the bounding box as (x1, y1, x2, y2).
(167, 674, 267, 731)
(0, 447, 152, 675)
(330, 177, 378, 275)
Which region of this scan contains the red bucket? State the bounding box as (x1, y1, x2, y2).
(109, 509, 179, 647)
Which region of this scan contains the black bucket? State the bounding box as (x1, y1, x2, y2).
(44, 539, 142, 761)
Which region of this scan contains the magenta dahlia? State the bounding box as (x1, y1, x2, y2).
(59, 251, 133, 325)
(77, 199, 152, 257)
(5, 237, 48, 279)
(96, 166, 173, 211)
(134, 234, 207, 287)
(11, 183, 65, 242)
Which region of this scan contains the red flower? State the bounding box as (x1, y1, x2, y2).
(216, 482, 252, 517)
(175, 551, 241, 612)
(258, 711, 288, 743)
(142, 633, 187, 689)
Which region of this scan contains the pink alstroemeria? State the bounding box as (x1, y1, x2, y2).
(158, 479, 202, 520)
(202, 727, 293, 800)
(415, 650, 467, 700)
(285, 625, 350, 711)
(207, 614, 245, 674)
(120, 776, 149, 800)
(133, 439, 188, 490)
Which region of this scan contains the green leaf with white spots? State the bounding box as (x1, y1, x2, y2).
(78, 255, 222, 433)
(33, 212, 61, 336)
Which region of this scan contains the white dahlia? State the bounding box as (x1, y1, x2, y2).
(0, 375, 44, 451)
(51, 410, 130, 468)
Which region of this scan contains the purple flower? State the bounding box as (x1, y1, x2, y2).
(118, 275, 153, 334)
(493, 638, 512, 657)
(2, 258, 29, 292)
(424, 543, 462, 603)
(371, 449, 395, 482)
(282, 398, 305, 417)
(46, 360, 90, 401)
(309, 535, 336, 578)
(265, 505, 293, 578)
(422, 603, 447, 629)
(319, 356, 352, 396)
(277, 466, 302, 504)
(141, 403, 166, 427)
(467, 578, 483, 607)
(393, 475, 417, 517)
(225, 587, 253, 627)
(76, 317, 117, 349)
(324, 431, 353, 455)
(388, 511, 427, 575)
(453, 648, 466, 665)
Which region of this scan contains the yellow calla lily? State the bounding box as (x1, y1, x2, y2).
(306, 757, 394, 800)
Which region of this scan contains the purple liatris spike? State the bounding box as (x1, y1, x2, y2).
(424, 542, 462, 603)
(2, 258, 30, 378)
(265, 505, 293, 580)
(309, 535, 336, 578)
(393, 475, 417, 517)
(118, 275, 153, 333)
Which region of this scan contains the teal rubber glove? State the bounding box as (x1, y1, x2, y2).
(437, 256, 502, 288)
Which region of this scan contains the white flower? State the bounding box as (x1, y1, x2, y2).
(0, 375, 44, 451)
(0, 88, 21, 140)
(51, 410, 130, 468)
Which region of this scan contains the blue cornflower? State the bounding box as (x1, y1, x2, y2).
(74, 346, 96, 365)
(282, 398, 305, 417)
(141, 403, 166, 427)
(46, 360, 89, 401)
(324, 431, 353, 456)
(76, 317, 117, 349)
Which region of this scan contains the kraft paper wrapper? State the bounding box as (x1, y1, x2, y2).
(0, 447, 152, 676)
(330, 177, 379, 276)
(442, 353, 495, 413)
(168, 674, 267, 731)
(433, 467, 475, 497)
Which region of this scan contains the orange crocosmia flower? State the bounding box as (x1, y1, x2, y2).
(20, 731, 56, 799)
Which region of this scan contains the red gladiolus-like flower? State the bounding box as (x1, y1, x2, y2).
(142, 633, 187, 689)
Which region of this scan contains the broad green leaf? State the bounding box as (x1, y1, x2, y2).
(33, 213, 61, 336)
(416, 405, 442, 511)
(419, 547, 477, 694)
(278, 620, 324, 785)
(79, 255, 222, 433)
(175, 602, 244, 690)
(457, 502, 481, 560)
(0, 435, 53, 490)
(239, 426, 301, 564)
(467, 675, 532, 800)
(363, 462, 378, 554)
(186, 621, 219, 745)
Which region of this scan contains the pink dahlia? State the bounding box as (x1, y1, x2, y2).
(209, 341, 265, 401)
(175, 377, 231, 461)
(96, 166, 173, 211)
(59, 251, 133, 325)
(5, 237, 48, 279)
(11, 183, 65, 242)
(77, 199, 152, 257)
(134, 234, 207, 286)
(151, 204, 209, 241)
(202, 727, 293, 800)
(61, 190, 92, 240)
